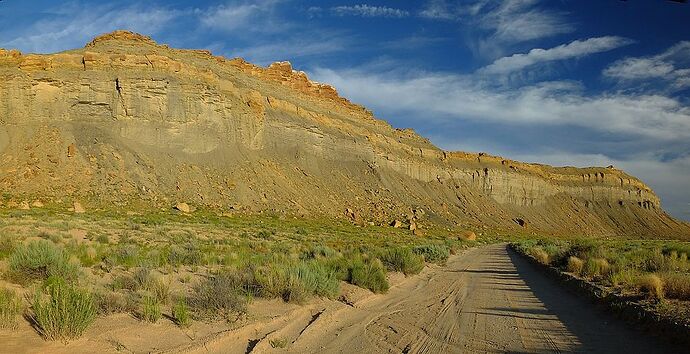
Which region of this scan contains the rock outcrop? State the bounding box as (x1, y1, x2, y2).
(1, 31, 688, 238)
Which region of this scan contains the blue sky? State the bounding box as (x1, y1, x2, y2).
(1, 0, 689, 221)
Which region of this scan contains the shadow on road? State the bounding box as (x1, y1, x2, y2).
(502, 244, 681, 354)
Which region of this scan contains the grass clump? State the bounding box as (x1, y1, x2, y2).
(31, 278, 97, 341)
(172, 298, 191, 327)
(412, 244, 450, 264)
(379, 248, 424, 275)
(270, 337, 289, 349)
(529, 247, 550, 265)
(140, 295, 162, 323)
(350, 258, 389, 293)
(0, 287, 23, 329)
(582, 258, 610, 279)
(8, 240, 79, 284)
(566, 256, 584, 275)
(637, 274, 664, 300)
(661, 273, 690, 300)
(190, 273, 248, 320)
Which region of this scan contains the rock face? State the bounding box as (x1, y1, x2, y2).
(0, 31, 688, 238)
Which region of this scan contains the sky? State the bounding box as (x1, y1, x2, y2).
(1, 0, 689, 221)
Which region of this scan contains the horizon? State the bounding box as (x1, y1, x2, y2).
(1, 0, 689, 221)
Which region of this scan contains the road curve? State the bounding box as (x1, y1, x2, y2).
(195, 244, 682, 354)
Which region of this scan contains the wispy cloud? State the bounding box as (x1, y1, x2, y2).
(0, 2, 179, 53)
(419, 0, 457, 20)
(481, 0, 573, 44)
(197, 0, 287, 33)
(604, 41, 690, 91)
(331, 5, 409, 18)
(311, 66, 690, 141)
(481, 36, 632, 75)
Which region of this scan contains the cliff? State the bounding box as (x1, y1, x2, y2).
(0, 31, 687, 238)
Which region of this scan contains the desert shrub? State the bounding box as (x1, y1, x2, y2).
(609, 269, 636, 287)
(168, 243, 204, 266)
(350, 258, 389, 293)
(661, 273, 690, 300)
(149, 277, 171, 304)
(0, 235, 18, 259)
(111, 273, 138, 291)
(95, 234, 110, 244)
(94, 290, 133, 315)
(8, 240, 79, 284)
(190, 273, 248, 320)
(529, 247, 550, 265)
(31, 278, 97, 341)
(270, 338, 289, 349)
(379, 248, 424, 275)
(108, 244, 140, 268)
(582, 258, 610, 278)
(637, 274, 664, 300)
(289, 261, 339, 300)
(133, 267, 152, 289)
(305, 245, 337, 259)
(413, 244, 450, 264)
(141, 295, 162, 323)
(172, 298, 191, 328)
(0, 287, 23, 329)
(566, 256, 584, 275)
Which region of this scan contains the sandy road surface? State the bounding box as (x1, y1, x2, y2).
(195, 244, 681, 354)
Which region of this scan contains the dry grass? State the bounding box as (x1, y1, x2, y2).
(530, 248, 550, 265)
(661, 273, 690, 300)
(582, 258, 610, 278)
(637, 274, 664, 300)
(566, 256, 584, 275)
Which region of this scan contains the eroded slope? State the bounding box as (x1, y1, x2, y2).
(0, 31, 687, 238)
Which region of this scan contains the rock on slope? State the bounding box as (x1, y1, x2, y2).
(0, 31, 688, 238)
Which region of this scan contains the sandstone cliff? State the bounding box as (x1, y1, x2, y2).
(1, 31, 687, 238)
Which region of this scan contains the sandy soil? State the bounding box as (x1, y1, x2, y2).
(1, 244, 683, 353)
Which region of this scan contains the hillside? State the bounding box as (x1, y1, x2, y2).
(0, 30, 688, 238)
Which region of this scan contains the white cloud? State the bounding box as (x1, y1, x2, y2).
(331, 5, 409, 18)
(604, 41, 690, 90)
(0, 3, 179, 53)
(480, 0, 574, 43)
(419, 0, 456, 19)
(311, 67, 690, 141)
(197, 0, 287, 33)
(481, 36, 632, 74)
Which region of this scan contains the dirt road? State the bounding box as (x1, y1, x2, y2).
(195, 244, 681, 354)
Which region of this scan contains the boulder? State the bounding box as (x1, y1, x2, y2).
(409, 221, 417, 231)
(391, 220, 403, 228)
(32, 200, 44, 208)
(175, 202, 191, 213)
(458, 231, 477, 241)
(19, 201, 30, 210)
(73, 201, 86, 213)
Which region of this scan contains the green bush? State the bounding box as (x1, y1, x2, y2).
(582, 258, 610, 279)
(350, 258, 389, 293)
(31, 278, 97, 341)
(0, 235, 18, 259)
(0, 287, 23, 329)
(413, 245, 450, 264)
(8, 240, 79, 284)
(172, 298, 191, 328)
(379, 248, 424, 275)
(141, 295, 162, 323)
